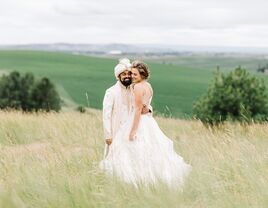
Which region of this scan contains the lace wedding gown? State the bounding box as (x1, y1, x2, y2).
(99, 83, 191, 189)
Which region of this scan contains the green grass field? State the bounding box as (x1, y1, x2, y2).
(0, 50, 268, 117)
(148, 55, 268, 71)
(0, 110, 267, 208)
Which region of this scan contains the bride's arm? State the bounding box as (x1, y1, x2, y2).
(129, 84, 143, 141)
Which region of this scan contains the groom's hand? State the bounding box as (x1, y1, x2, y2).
(105, 138, 112, 145)
(141, 105, 151, 114)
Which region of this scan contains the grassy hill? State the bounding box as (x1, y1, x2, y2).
(0, 110, 267, 207)
(0, 50, 268, 118)
(148, 55, 268, 71)
(0, 50, 214, 117)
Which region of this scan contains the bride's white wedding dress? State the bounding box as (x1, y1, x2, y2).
(99, 83, 191, 189)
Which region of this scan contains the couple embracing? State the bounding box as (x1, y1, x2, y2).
(99, 58, 191, 189)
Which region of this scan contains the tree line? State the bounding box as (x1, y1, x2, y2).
(0, 71, 61, 112)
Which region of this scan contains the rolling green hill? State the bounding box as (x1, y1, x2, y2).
(0, 50, 267, 117)
(148, 55, 268, 71)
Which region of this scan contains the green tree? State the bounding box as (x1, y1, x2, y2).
(0, 71, 61, 112)
(30, 77, 61, 112)
(20, 73, 35, 111)
(193, 67, 268, 124)
(0, 71, 22, 109)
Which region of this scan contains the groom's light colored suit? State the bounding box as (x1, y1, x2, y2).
(103, 81, 132, 140)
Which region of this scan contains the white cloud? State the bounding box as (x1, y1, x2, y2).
(0, 0, 268, 47)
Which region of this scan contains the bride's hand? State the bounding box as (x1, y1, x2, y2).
(129, 131, 136, 141)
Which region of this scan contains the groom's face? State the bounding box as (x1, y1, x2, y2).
(119, 70, 132, 87)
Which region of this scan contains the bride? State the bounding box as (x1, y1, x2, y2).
(100, 60, 191, 189)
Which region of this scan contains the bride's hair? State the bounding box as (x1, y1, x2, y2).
(131, 60, 150, 80)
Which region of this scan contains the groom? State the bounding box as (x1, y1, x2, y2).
(103, 58, 151, 146)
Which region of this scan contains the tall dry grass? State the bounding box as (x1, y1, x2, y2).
(0, 110, 267, 208)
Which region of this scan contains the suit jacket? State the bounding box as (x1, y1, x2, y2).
(102, 81, 132, 140)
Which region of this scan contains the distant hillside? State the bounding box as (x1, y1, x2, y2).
(0, 50, 214, 117)
(0, 43, 176, 54)
(1, 43, 268, 55)
(1, 50, 268, 117)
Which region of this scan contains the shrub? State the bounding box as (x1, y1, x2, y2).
(193, 67, 268, 124)
(76, 106, 86, 113)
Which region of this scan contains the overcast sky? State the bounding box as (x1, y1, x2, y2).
(1, 0, 268, 47)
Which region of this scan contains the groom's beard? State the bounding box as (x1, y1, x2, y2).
(120, 77, 132, 87)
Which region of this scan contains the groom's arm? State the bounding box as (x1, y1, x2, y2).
(103, 89, 114, 143)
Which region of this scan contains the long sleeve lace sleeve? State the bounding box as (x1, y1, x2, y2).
(103, 89, 114, 140)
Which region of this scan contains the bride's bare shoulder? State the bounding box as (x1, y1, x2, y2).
(146, 81, 152, 88)
(131, 83, 144, 96)
(144, 81, 153, 90)
(132, 83, 143, 90)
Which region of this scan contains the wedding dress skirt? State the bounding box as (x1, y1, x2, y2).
(99, 114, 192, 189)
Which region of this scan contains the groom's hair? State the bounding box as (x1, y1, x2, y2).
(132, 61, 150, 80)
